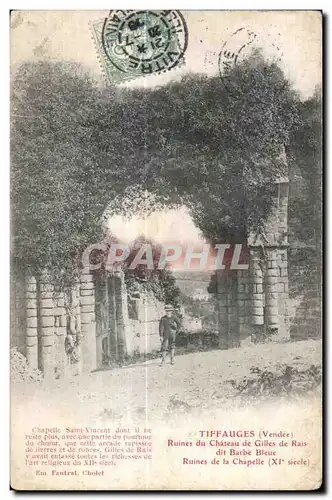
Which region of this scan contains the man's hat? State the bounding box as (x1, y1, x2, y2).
(165, 304, 174, 311)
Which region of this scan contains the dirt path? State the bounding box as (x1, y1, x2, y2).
(13, 338, 321, 425)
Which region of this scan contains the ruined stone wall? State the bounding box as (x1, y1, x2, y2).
(10, 269, 97, 379)
(128, 291, 165, 355)
(94, 272, 165, 361)
(80, 272, 97, 372)
(214, 176, 290, 347)
(10, 271, 26, 354)
(289, 247, 322, 340)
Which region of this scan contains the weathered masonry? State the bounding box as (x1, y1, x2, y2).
(11, 155, 319, 378)
(214, 176, 290, 348)
(10, 177, 291, 378)
(11, 268, 164, 378)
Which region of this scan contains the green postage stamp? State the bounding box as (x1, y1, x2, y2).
(91, 10, 188, 84)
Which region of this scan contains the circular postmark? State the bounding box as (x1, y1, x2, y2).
(218, 27, 284, 99)
(102, 10, 188, 78)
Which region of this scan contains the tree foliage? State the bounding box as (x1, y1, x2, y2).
(11, 52, 312, 289)
(287, 87, 322, 245)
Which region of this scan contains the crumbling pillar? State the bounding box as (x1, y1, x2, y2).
(249, 248, 264, 331)
(80, 272, 97, 372)
(39, 273, 54, 380)
(111, 270, 128, 360)
(54, 291, 66, 337)
(25, 275, 38, 370)
(276, 247, 290, 339)
(236, 269, 251, 342)
(53, 290, 66, 377)
(265, 248, 279, 330)
(216, 270, 229, 349)
(228, 271, 240, 347)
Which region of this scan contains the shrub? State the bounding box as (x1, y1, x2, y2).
(10, 347, 43, 384)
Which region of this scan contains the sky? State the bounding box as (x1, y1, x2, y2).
(108, 207, 204, 245)
(10, 10, 322, 245)
(11, 10, 321, 97)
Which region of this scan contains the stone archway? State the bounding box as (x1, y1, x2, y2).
(14, 173, 290, 379)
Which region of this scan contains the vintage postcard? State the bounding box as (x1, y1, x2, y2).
(10, 10, 322, 490)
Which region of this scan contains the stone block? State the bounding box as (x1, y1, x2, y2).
(80, 272, 94, 280)
(55, 326, 66, 336)
(80, 281, 95, 290)
(80, 295, 95, 306)
(280, 251, 288, 261)
(40, 336, 54, 347)
(55, 297, 65, 307)
(25, 291, 37, 299)
(252, 293, 264, 302)
(267, 260, 277, 269)
(216, 298, 228, 307)
(217, 318, 228, 326)
(252, 315, 264, 325)
(307, 310, 321, 318)
(40, 307, 55, 316)
(59, 315, 67, 327)
(251, 299, 263, 308)
(41, 315, 54, 327)
(26, 299, 37, 309)
(251, 268, 263, 278)
(81, 321, 95, 333)
(80, 288, 95, 297)
(238, 274, 249, 283)
(266, 268, 279, 278)
(267, 283, 279, 293)
(26, 336, 38, 347)
(40, 346, 53, 359)
(252, 307, 264, 316)
(25, 283, 37, 292)
(265, 306, 279, 316)
(81, 323, 97, 372)
(26, 308, 37, 318)
(40, 290, 54, 300)
(255, 284, 263, 293)
(41, 326, 54, 337)
(81, 304, 95, 314)
(80, 312, 94, 324)
(26, 327, 38, 337)
(26, 346, 38, 368)
(267, 249, 278, 259)
(267, 316, 279, 326)
(27, 317, 38, 328)
(40, 298, 54, 309)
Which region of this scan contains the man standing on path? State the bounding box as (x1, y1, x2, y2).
(159, 304, 180, 366)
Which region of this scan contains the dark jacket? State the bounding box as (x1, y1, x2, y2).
(159, 315, 180, 339)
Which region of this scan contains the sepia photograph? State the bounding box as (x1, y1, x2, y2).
(10, 9, 322, 490)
